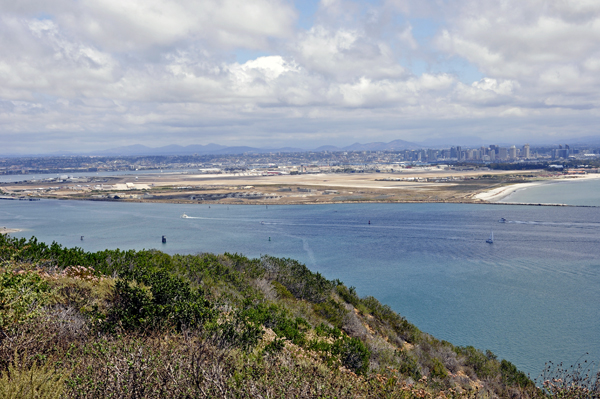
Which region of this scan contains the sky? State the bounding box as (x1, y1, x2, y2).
(1, 0, 600, 154)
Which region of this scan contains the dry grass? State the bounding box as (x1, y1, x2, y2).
(0, 352, 67, 399)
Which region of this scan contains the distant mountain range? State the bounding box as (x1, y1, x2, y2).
(319, 139, 422, 152)
(90, 139, 423, 156)
(4, 136, 598, 158)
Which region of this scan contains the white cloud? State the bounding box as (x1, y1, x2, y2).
(230, 56, 299, 83)
(472, 78, 519, 96)
(0, 16, 120, 101)
(436, 1, 600, 92)
(397, 24, 418, 50)
(295, 25, 406, 81)
(1, 0, 297, 52)
(1, 0, 600, 153)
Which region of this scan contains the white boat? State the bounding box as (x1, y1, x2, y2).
(486, 230, 494, 244)
(498, 218, 507, 223)
(181, 213, 189, 218)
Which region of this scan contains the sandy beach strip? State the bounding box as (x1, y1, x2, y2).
(474, 182, 545, 202)
(0, 227, 21, 235)
(475, 174, 600, 203)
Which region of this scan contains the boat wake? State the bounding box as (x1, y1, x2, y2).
(180, 213, 201, 219)
(506, 220, 600, 229)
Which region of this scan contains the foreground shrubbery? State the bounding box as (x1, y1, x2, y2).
(1, 235, 594, 398)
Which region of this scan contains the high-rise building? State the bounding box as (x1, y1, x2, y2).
(509, 145, 517, 159)
(552, 145, 569, 159)
(427, 149, 438, 161)
(498, 147, 508, 160)
(554, 144, 569, 159)
(523, 143, 530, 159)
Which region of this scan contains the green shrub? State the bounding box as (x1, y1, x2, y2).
(261, 256, 334, 303)
(501, 359, 533, 388)
(358, 296, 421, 343)
(397, 350, 421, 380)
(205, 314, 264, 351)
(238, 302, 309, 346)
(312, 299, 348, 329)
(333, 336, 370, 375)
(106, 270, 214, 332)
(309, 334, 370, 376)
(0, 268, 51, 330)
(430, 357, 448, 379)
(455, 346, 500, 379)
(336, 285, 360, 307)
(315, 323, 342, 339)
(106, 279, 154, 331)
(264, 338, 286, 354)
(271, 280, 294, 300)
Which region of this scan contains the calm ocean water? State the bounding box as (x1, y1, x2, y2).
(502, 177, 600, 206)
(1, 197, 599, 377)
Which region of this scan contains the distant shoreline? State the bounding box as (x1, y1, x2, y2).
(79, 195, 599, 208)
(474, 174, 600, 203)
(3, 170, 599, 208)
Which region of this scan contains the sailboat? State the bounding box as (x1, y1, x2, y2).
(486, 230, 494, 244)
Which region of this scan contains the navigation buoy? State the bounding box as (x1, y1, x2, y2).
(268, 237, 271, 241)
(80, 236, 84, 241)
(162, 235, 167, 244)
(368, 220, 371, 225)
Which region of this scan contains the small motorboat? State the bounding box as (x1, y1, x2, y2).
(498, 218, 507, 223)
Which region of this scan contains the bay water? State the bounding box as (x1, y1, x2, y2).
(1, 198, 599, 378)
(502, 177, 600, 206)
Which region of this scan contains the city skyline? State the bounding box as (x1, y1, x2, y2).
(2, 0, 600, 154)
(1, 142, 591, 168)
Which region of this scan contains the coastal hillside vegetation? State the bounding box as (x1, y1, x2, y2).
(0, 234, 597, 398)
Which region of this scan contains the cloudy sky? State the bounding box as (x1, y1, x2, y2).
(1, 0, 600, 154)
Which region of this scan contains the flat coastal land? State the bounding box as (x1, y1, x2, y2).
(4, 167, 589, 206)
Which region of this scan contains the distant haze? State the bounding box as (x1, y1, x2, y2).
(88, 139, 425, 157)
(1, 0, 600, 154)
(3, 137, 600, 158)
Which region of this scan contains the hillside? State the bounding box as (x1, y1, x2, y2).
(0, 235, 594, 398)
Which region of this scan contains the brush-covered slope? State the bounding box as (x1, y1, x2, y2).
(0, 235, 588, 398)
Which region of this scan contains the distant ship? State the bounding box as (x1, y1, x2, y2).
(498, 218, 507, 223)
(181, 213, 189, 218)
(486, 230, 494, 244)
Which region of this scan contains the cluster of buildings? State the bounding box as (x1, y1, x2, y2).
(396, 143, 584, 163)
(1, 143, 599, 177)
(395, 144, 529, 163)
